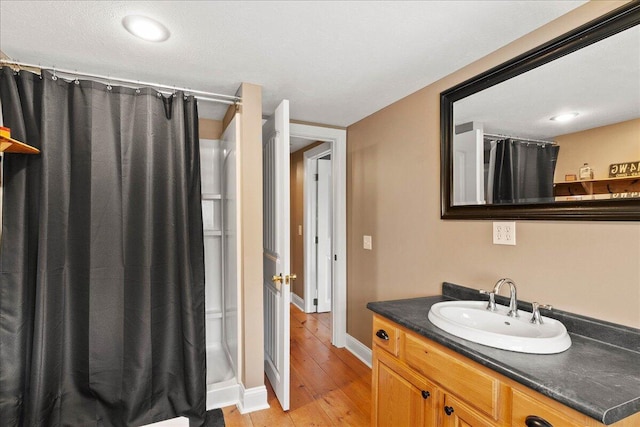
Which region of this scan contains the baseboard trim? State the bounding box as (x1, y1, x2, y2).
(291, 292, 305, 312)
(237, 383, 270, 414)
(206, 380, 240, 410)
(345, 333, 372, 368)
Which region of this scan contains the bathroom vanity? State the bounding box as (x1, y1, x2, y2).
(367, 283, 640, 426)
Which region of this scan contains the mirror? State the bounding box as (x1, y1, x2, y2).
(441, 3, 640, 220)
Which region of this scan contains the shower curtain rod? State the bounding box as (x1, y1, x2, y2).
(0, 59, 241, 106)
(484, 132, 556, 145)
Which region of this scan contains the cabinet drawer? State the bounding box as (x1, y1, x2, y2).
(404, 332, 500, 420)
(373, 315, 399, 356)
(512, 388, 587, 427)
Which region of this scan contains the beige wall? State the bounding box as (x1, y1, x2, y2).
(346, 0, 640, 348)
(199, 118, 223, 140)
(290, 142, 324, 299)
(290, 148, 306, 298)
(237, 83, 264, 388)
(555, 118, 640, 181)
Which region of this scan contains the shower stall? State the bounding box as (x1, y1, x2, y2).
(200, 116, 241, 409)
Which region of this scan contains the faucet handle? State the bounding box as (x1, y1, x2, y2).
(530, 302, 553, 324)
(479, 289, 497, 311)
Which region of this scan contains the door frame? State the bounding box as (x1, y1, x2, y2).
(303, 143, 332, 314)
(290, 123, 347, 348)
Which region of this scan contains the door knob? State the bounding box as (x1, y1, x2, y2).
(271, 274, 284, 290)
(286, 273, 297, 284)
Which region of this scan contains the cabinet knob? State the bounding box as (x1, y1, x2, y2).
(444, 406, 454, 416)
(525, 415, 553, 427)
(421, 390, 430, 399)
(376, 329, 389, 341)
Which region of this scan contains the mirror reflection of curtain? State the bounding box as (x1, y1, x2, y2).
(0, 67, 206, 426)
(489, 139, 559, 204)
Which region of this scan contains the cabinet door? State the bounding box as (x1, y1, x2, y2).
(442, 394, 498, 427)
(373, 352, 438, 427)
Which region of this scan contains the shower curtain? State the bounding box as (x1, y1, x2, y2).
(0, 68, 206, 426)
(490, 138, 559, 204)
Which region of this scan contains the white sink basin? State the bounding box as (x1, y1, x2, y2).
(427, 301, 571, 354)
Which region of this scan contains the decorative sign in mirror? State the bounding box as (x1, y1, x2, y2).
(441, 3, 640, 220)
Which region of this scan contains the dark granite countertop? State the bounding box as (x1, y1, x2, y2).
(366, 283, 640, 425)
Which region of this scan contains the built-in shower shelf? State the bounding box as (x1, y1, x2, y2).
(204, 230, 222, 237)
(202, 193, 222, 200)
(206, 310, 223, 319)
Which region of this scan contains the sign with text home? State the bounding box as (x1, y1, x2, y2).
(608, 161, 640, 178)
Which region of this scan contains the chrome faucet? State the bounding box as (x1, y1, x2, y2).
(530, 302, 553, 325)
(481, 278, 519, 318)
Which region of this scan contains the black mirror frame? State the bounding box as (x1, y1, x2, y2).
(441, 3, 640, 221)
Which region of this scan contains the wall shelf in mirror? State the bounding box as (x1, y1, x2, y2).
(440, 2, 640, 221)
(554, 176, 640, 198)
(0, 126, 40, 154)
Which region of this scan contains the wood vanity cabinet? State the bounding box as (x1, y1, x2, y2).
(374, 350, 438, 426)
(371, 314, 640, 427)
(372, 315, 505, 426)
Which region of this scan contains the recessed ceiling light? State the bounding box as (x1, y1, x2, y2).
(122, 15, 170, 42)
(550, 112, 579, 122)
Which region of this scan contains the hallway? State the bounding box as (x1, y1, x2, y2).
(223, 305, 372, 426)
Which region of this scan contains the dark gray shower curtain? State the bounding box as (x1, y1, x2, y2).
(0, 68, 206, 426)
(492, 138, 559, 204)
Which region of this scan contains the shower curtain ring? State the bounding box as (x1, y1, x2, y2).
(52, 68, 58, 81)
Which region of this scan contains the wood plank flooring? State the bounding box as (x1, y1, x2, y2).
(222, 305, 372, 426)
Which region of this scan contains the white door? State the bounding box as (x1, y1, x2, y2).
(263, 100, 291, 411)
(453, 128, 485, 205)
(316, 158, 332, 313)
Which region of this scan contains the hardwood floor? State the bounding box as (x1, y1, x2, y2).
(222, 305, 372, 426)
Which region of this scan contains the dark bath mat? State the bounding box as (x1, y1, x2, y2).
(205, 408, 225, 427)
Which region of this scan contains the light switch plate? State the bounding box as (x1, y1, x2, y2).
(363, 235, 373, 250)
(493, 222, 516, 245)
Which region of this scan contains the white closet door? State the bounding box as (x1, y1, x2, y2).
(316, 158, 332, 313)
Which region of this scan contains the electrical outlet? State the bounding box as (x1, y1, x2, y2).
(363, 235, 373, 250)
(493, 222, 516, 245)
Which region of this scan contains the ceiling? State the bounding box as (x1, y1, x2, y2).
(454, 25, 640, 140)
(0, 1, 587, 127)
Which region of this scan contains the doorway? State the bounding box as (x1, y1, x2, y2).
(289, 123, 346, 348)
